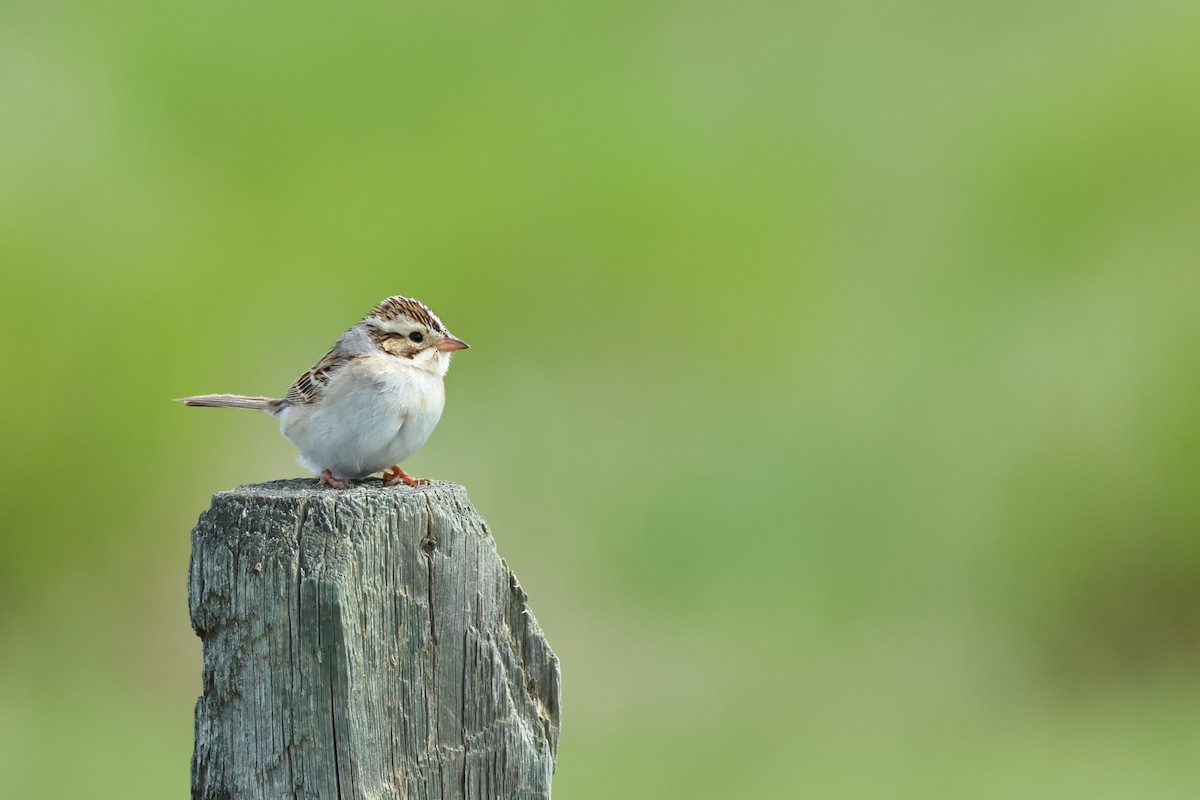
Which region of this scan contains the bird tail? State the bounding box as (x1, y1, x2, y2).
(177, 393, 281, 412)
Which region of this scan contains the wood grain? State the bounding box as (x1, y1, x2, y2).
(188, 479, 560, 799)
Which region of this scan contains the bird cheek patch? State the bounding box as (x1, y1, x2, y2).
(381, 337, 416, 358)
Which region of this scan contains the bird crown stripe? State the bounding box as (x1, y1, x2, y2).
(368, 296, 446, 332)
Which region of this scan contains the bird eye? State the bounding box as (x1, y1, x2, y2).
(408, 331, 424, 343)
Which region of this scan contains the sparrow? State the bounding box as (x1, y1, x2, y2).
(179, 296, 468, 489)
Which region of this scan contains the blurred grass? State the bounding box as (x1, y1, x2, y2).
(2, 0, 1200, 797)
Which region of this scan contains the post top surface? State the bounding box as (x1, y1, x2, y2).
(215, 478, 466, 501)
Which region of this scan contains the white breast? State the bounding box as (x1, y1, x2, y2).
(277, 355, 446, 480)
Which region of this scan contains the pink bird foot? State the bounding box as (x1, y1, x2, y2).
(319, 469, 347, 489)
(382, 466, 428, 487)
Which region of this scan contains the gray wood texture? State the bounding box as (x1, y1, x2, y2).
(188, 479, 560, 800)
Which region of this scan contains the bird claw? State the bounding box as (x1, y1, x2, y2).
(383, 466, 428, 487)
(319, 469, 347, 489)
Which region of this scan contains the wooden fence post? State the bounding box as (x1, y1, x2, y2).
(188, 479, 561, 799)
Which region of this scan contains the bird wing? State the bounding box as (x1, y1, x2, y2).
(284, 343, 354, 406)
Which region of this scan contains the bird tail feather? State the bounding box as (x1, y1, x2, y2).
(177, 394, 280, 412)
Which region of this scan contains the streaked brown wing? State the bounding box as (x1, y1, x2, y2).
(284, 344, 353, 405)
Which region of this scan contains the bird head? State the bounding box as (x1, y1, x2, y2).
(363, 296, 469, 376)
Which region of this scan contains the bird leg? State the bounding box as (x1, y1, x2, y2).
(319, 469, 347, 489)
(383, 465, 428, 487)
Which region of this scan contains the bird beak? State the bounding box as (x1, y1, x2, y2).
(436, 335, 469, 352)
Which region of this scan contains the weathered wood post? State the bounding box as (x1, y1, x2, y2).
(188, 479, 561, 799)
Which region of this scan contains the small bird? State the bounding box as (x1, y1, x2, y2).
(179, 296, 468, 489)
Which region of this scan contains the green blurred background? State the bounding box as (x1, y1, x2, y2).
(2, 0, 1199, 796)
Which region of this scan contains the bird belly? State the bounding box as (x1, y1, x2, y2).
(278, 358, 445, 479)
